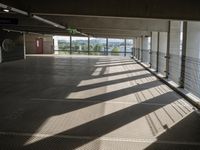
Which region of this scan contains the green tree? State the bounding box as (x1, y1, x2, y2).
(93, 44, 103, 52)
(112, 47, 120, 56)
(91, 44, 103, 55)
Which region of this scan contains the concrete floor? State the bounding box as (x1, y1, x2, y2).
(0, 55, 199, 150)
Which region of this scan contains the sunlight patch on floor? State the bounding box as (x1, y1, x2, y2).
(78, 71, 148, 87)
(67, 77, 157, 99)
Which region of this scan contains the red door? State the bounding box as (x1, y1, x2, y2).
(36, 38, 43, 54)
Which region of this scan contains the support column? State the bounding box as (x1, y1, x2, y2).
(70, 35, 72, 55)
(106, 38, 108, 56)
(165, 21, 171, 78)
(179, 21, 187, 88)
(132, 38, 135, 58)
(141, 36, 144, 62)
(23, 33, 26, 59)
(149, 32, 153, 68)
(137, 38, 141, 60)
(124, 39, 127, 57)
(88, 36, 90, 55)
(156, 32, 160, 72)
(135, 38, 137, 59)
(151, 32, 158, 70)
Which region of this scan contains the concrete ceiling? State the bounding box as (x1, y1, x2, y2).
(0, 12, 167, 38)
(39, 15, 169, 32)
(0, 0, 185, 37)
(1, 0, 200, 20)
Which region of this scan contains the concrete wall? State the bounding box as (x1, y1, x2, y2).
(158, 32, 167, 76)
(0, 30, 24, 62)
(184, 21, 200, 97)
(151, 32, 158, 70)
(25, 33, 54, 54)
(168, 21, 182, 84)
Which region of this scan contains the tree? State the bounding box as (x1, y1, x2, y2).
(93, 44, 103, 52)
(112, 47, 120, 56)
(91, 44, 103, 55)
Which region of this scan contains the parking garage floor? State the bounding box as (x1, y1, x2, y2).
(0, 55, 199, 150)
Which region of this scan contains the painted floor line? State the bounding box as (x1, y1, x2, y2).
(0, 131, 200, 146)
(31, 98, 192, 107)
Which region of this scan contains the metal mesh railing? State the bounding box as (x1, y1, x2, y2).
(184, 56, 200, 98)
(133, 48, 139, 60)
(158, 52, 166, 76)
(168, 54, 181, 84)
(141, 49, 150, 65)
(150, 51, 157, 70)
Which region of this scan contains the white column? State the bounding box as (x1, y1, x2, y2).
(168, 21, 182, 83)
(53, 36, 59, 54)
(142, 36, 149, 63)
(151, 32, 158, 70)
(23, 33, 26, 59)
(184, 21, 200, 97)
(158, 32, 168, 75)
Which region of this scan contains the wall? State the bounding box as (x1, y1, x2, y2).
(0, 30, 24, 62)
(25, 33, 54, 54)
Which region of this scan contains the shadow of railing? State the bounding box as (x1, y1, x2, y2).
(23, 91, 180, 149)
(144, 111, 200, 150)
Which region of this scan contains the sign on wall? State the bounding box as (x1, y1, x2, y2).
(0, 18, 18, 25)
(0, 30, 24, 62)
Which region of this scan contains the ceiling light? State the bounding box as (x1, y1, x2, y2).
(3, 8, 10, 12)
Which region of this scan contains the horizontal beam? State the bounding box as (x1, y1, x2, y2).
(38, 15, 169, 32)
(81, 28, 150, 37)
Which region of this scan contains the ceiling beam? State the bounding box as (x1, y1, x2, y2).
(38, 15, 169, 32)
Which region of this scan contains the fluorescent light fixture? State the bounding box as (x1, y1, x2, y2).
(32, 15, 66, 29)
(0, 2, 92, 36)
(10, 7, 28, 15)
(3, 8, 9, 12)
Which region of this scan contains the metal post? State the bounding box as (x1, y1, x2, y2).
(179, 21, 187, 88)
(124, 39, 127, 57)
(88, 36, 90, 55)
(165, 21, 171, 78)
(106, 38, 108, 56)
(156, 32, 160, 72)
(70, 35, 72, 55)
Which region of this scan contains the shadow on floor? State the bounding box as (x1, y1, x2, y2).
(0, 56, 198, 150)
